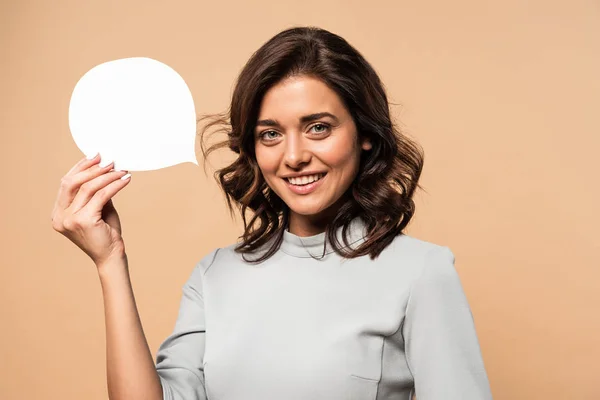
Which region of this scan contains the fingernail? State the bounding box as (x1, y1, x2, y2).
(99, 159, 113, 168)
(86, 152, 98, 160)
(120, 173, 131, 180)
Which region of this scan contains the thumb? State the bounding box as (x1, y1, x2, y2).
(102, 199, 122, 235)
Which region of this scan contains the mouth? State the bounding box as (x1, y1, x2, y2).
(284, 173, 326, 186)
(282, 173, 327, 195)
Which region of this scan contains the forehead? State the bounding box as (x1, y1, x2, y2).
(257, 76, 347, 120)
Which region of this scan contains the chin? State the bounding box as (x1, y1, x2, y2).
(289, 207, 322, 217)
(286, 201, 332, 217)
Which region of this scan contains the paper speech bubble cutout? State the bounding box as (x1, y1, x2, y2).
(68, 57, 198, 171)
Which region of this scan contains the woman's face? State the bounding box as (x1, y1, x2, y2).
(254, 75, 371, 233)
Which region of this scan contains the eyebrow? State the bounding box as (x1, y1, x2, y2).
(255, 112, 339, 128)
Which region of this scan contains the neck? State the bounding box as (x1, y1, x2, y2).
(287, 215, 330, 237)
(280, 214, 368, 258)
(287, 205, 340, 237)
(286, 193, 351, 237)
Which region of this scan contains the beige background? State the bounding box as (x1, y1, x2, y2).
(1, 0, 599, 399)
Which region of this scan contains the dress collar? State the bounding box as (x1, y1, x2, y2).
(279, 216, 368, 258)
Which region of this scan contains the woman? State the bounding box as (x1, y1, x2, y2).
(52, 27, 492, 400)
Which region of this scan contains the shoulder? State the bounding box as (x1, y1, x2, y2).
(186, 247, 222, 280)
(388, 235, 465, 300)
(382, 233, 455, 271)
(387, 233, 451, 259)
(191, 240, 243, 275)
(368, 234, 458, 294)
(183, 246, 230, 292)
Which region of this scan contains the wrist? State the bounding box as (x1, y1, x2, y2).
(97, 253, 129, 279)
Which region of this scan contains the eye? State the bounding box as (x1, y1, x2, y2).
(310, 123, 331, 135)
(257, 130, 281, 141)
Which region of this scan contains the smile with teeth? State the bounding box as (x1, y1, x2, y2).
(285, 173, 326, 186)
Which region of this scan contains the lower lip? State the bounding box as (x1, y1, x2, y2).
(284, 174, 326, 195)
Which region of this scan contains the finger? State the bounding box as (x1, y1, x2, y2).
(55, 160, 115, 210)
(84, 172, 132, 214)
(68, 169, 129, 213)
(66, 153, 101, 177)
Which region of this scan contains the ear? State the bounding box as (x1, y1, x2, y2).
(361, 137, 372, 151)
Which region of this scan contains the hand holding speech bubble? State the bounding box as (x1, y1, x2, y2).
(68, 57, 198, 171)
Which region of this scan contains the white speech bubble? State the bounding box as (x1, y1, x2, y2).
(68, 57, 198, 171)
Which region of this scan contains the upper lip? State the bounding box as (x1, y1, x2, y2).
(281, 171, 327, 179)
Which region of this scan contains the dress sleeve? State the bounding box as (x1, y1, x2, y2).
(402, 246, 493, 399)
(155, 249, 219, 400)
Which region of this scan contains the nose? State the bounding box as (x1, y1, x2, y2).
(283, 134, 311, 169)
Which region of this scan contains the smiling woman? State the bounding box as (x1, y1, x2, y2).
(161, 26, 494, 400)
(253, 76, 373, 236)
(50, 25, 492, 400)
(197, 27, 425, 264)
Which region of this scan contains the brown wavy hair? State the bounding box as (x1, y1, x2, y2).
(197, 26, 424, 263)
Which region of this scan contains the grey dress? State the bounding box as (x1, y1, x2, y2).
(155, 217, 493, 399)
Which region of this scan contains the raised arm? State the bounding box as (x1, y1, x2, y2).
(99, 258, 164, 400)
(402, 246, 493, 399)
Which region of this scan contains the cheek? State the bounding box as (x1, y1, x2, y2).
(255, 148, 280, 179)
(315, 141, 359, 172)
